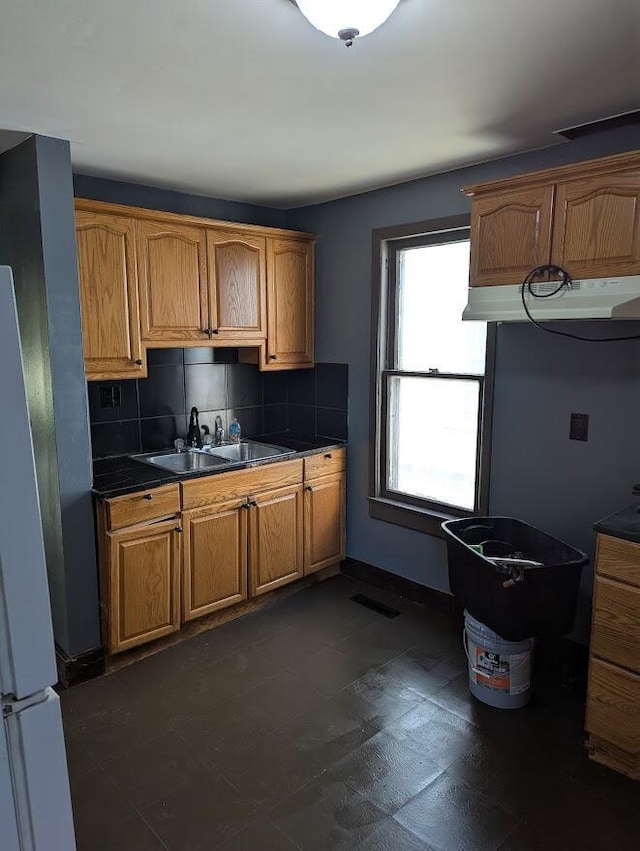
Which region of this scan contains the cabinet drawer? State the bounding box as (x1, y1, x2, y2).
(592, 577, 640, 673)
(586, 658, 640, 756)
(105, 484, 180, 531)
(181, 459, 303, 510)
(304, 448, 346, 481)
(596, 534, 640, 588)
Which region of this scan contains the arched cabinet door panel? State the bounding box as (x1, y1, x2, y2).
(552, 171, 640, 279)
(469, 186, 554, 285)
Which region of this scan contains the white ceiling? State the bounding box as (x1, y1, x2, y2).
(0, 0, 638, 208)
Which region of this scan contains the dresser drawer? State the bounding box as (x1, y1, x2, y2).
(596, 534, 640, 589)
(592, 577, 640, 673)
(181, 459, 303, 510)
(304, 448, 346, 481)
(585, 658, 640, 755)
(105, 484, 180, 531)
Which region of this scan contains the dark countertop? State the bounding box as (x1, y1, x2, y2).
(594, 503, 640, 545)
(92, 433, 346, 499)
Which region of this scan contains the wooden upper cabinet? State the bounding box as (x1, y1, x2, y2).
(137, 220, 209, 343)
(249, 483, 304, 595)
(182, 499, 248, 622)
(265, 238, 314, 368)
(106, 519, 181, 654)
(207, 230, 266, 340)
(75, 211, 144, 380)
(552, 170, 640, 278)
(469, 186, 554, 285)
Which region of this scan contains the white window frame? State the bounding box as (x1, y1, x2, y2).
(369, 216, 496, 537)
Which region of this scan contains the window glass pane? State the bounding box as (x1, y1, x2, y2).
(397, 240, 487, 374)
(388, 376, 480, 511)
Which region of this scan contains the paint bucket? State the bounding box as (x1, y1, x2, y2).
(464, 611, 535, 709)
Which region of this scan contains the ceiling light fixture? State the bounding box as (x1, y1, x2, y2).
(295, 0, 401, 47)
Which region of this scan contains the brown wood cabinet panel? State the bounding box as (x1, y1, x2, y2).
(182, 499, 248, 621)
(304, 448, 346, 481)
(207, 230, 266, 340)
(552, 170, 640, 278)
(596, 534, 640, 589)
(181, 459, 303, 510)
(249, 484, 304, 595)
(75, 211, 144, 380)
(586, 658, 640, 757)
(304, 472, 345, 576)
(137, 220, 209, 342)
(105, 484, 180, 531)
(591, 577, 640, 674)
(265, 238, 314, 368)
(107, 519, 181, 653)
(469, 186, 554, 285)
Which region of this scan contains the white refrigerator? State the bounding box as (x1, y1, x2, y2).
(0, 267, 76, 849)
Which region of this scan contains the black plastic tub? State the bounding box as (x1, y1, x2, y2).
(441, 517, 588, 640)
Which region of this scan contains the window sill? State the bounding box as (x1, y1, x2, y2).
(368, 496, 469, 538)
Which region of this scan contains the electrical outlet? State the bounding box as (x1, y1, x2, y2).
(100, 386, 121, 408)
(569, 413, 589, 441)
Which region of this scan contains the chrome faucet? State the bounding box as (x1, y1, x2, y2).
(214, 415, 225, 446)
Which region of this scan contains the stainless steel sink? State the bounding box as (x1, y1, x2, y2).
(204, 440, 295, 463)
(131, 450, 233, 474)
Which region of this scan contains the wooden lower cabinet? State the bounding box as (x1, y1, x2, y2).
(586, 532, 640, 780)
(304, 472, 346, 575)
(106, 519, 181, 654)
(586, 659, 640, 780)
(182, 499, 248, 621)
(249, 484, 304, 596)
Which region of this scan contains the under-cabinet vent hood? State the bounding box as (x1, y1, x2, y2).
(462, 277, 640, 322)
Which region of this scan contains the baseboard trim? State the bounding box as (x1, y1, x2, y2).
(56, 645, 105, 689)
(341, 558, 456, 613)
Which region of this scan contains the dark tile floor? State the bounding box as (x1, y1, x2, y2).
(60, 576, 640, 851)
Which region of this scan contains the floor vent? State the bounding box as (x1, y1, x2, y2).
(351, 594, 401, 619)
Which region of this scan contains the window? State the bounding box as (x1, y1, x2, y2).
(370, 216, 495, 536)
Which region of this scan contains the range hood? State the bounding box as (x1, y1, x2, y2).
(463, 276, 640, 322)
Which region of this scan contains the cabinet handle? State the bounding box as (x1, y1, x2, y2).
(269, 355, 277, 361)
(203, 328, 211, 336)
(250, 500, 258, 507)
(306, 486, 313, 492)
(324, 453, 332, 459)
(134, 359, 143, 366)
(212, 329, 220, 335)
(143, 494, 153, 500)
(175, 526, 183, 533)
(241, 502, 250, 510)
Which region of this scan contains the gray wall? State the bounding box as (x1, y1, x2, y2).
(73, 174, 287, 229)
(286, 126, 640, 642)
(0, 136, 100, 656)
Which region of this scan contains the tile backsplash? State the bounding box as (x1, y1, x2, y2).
(88, 349, 348, 459)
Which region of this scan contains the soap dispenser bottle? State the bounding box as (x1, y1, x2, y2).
(229, 417, 241, 444)
(187, 407, 203, 448)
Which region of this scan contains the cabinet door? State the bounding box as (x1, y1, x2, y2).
(107, 519, 181, 654)
(265, 238, 314, 368)
(304, 472, 345, 575)
(207, 230, 266, 340)
(75, 211, 144, 380)
(137, 220, 209, 342)
(591, 577, 640, 674)
(249, 484, 304, 595)
(552, 171, 640, 278)
(586, 658, 640, 758)
(469, 186, 554, 285)
(182, 499, 248, 621)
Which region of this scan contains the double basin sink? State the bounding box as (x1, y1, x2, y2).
(132, 440, 295, 475)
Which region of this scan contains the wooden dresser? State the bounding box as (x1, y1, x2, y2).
(585, 532, 640, 780)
